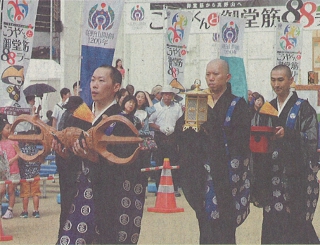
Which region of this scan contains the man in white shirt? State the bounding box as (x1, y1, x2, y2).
(52, 88, 71, 129)
(149, 85, 183, 197)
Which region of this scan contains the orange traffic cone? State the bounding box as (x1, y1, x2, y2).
(147, 158, 184, 213)
(0, 207, 13, 241)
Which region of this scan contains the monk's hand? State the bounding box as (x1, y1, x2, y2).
(52, 138, 70, 158)
(72, 139, 99, 163)
(271, 126, 284, 140)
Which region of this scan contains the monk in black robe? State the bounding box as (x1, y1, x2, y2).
(178, 59, 251, 244)
(55, 65, 147, 245)
(261, 65, 319, 244)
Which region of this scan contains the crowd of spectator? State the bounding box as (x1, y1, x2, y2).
(0, 59, 318, 245)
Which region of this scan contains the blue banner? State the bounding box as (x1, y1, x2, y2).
(219, 16, 248, 100)
(80, 46, 115, 105)
(80, 0, 124, 106)
(221, 56, 248, 101)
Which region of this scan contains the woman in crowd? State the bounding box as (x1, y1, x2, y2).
(134, 91, 156, 173)
(115, 59, 125, 79)
(251, 93, 271, 126)
(250, 93, 263, 120)
(254, 94, 264, 110)
(134, 91, 155, 137)
(119, 95, 141, 130)
(117, 88, 129, 107)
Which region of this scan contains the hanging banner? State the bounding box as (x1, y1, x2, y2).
(124, 4, 150, 34)
(276, 22, 303, 83)
(165, 10, 193, 89)
(80, 0, 124, 105)
(125, 0, 320, 34)
(219, 16, 245, 58)
(0, 0, 39, 116)
(219, 15, 248, 100)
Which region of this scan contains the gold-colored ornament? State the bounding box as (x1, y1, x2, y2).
(183, 79, 208, 132)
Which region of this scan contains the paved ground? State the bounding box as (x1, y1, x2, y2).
(0, 178, 319, 244)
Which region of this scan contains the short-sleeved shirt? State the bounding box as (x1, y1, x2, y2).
(149, 100, 183, 129)
(52, 101, 66, 129)
(18, 143, 41, 179)
(135, 106, 156, 136)
(0, 139, 19, 174)
(13, 104, 34, 132)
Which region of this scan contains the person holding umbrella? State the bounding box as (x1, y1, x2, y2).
(26, 95, 41, 116)
(23, 83, 57, 119)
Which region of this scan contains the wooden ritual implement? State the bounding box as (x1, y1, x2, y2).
(8, 114, 143, 165)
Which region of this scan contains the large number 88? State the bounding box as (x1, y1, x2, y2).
(1, 49, 16, 65)
(282, 0, 317, 27)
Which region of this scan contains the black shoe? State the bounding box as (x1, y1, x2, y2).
(32, 211, 40, 218)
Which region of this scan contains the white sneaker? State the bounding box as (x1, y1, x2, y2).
(2, 209, 13, 219)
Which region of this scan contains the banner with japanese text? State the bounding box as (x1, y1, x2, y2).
(125, 0, 320, 34)
(276, 22, 303, 83)
(219, 15, 248, 100)
(80, 0, 124, 105)
(0, 0, 39, 116)
(165, 10, 192, 89)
